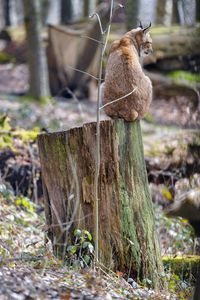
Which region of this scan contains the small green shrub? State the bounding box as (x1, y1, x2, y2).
(0, 114, 40, 150)
(65, 229, 94, 268)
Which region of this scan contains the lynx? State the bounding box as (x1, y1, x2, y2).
(102, 23, 153, 121)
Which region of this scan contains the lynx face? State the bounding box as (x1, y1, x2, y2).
(140, 32, 153, 57)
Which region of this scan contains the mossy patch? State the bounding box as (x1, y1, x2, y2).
(163, 255, 200, 278)
(0, 52, 15, 63)
(0, 114, 40, 150)
(168, 71, 200, 85)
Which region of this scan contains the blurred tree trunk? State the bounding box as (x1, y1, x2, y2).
(84, 0, 90, 17)
(172, 0, 180, 24)
(61, 0, 73, 24)
(0, 0, 5, 29)
(4, 0, 10, 26)
(196, 0, 200, 22)
(126, 0, 140, 30)
(41, 0, 50, 25)
(156, 0, 167, 24)
(23, 0, 50, 100)
(84, 0, 97, 18)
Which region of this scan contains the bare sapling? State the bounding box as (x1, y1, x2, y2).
(90, 0, 124, 262)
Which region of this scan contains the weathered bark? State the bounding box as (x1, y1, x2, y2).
(23, 0, 50, 100)
(38, 119, 163, 287)
(194, 265, 200, 300)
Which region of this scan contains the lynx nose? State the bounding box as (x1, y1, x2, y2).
(145, 48, 153, 55)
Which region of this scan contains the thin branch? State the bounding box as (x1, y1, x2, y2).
(67, 66, 99, 81)
(100, 87, 138, 110)
(27, 143, 38, 205)
(63, 87, 84, 120)
(80, 35, 104, 45)
(93, 0, 115, 263)
(102, 1, 120, 54)
(89, 12, 104, 35)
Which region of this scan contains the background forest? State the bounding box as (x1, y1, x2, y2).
(0, 0, 200, 299)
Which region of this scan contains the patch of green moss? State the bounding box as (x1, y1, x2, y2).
(0, 52, 15, 63)
(21, 94, 52, 104)
(0, 114, 40, 150)
(168, 71, 200, 84)
(13, 127, 40, 142)
(151, 25, 181, 35)
(163, 255, 200, 278)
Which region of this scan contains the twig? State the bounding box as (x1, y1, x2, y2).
(90, 0, 115, 262)
(89, 12, 104, 35)
(67, 66, 99, 81)
(63, 87, 84, 120)
(27, 143, 38, 205)
(80, 35, 104, 45)
(100, 87, 138, 110)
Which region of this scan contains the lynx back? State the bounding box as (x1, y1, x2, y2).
(103, 23, 153, 121)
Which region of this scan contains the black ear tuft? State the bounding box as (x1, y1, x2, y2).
(142, 22, 151, 33)
(139, 21, 143, 29)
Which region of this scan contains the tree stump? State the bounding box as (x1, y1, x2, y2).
(38, 119, 163, 287)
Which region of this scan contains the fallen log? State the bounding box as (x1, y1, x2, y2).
(38, 119, 163, 287)
(47, 6, 110, 96)
(143, 26, 200, 72)
(145, 71, 200, 128)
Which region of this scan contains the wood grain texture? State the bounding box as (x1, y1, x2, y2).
(38, 119, 163, 287)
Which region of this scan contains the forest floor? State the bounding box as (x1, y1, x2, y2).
(0, 63, 198, 299)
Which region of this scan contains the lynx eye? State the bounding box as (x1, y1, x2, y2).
(143, 42, 152, 48)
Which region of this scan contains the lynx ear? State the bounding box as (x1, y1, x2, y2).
(139, 21, 143, 29)
(142, 22, 151, 34)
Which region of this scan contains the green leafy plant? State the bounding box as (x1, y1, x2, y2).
(15, 196, 35, 213)
(0, 189, 44, 261)
(0, 114, 40, 150)
(0, 114, 14, 150)
(65, 229, 94, 268)
(161, 272, 194, 299)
